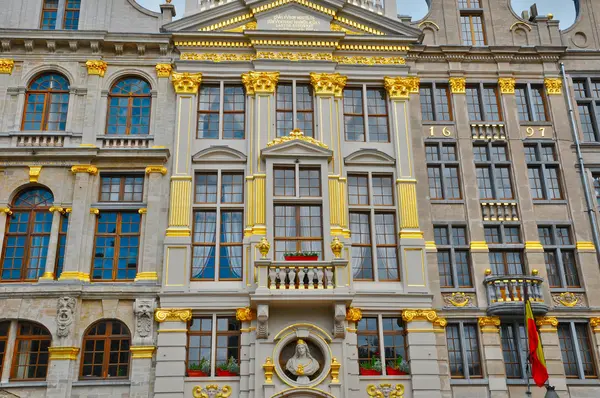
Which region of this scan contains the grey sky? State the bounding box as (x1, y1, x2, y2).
(137, 0, 578, 29)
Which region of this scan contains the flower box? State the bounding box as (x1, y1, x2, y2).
(216, 369, 238, 377)
(187, 370, 208, 377)
(359, 368, 382, 376)
(284, 256, 318, 261)
(386, 367, 408, 376)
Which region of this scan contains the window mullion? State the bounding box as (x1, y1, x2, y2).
(432, 83, 439, 121)
(219, 82, 225, 139)
(215, 172, 222, 281)
(211, 314, 218, 377)
(127, 96, 133, 135)
(555, 246, 569, 288)
(514, 323, 528, 379)
(363, 85, 369, 142)
(570, 322, 586, 379)
(292, 80, 298, 130)
(526, 85, 536, 122)
(479, 85, 487, 121)
(370, 208, 377, 282)
(377, 315, 386, 376)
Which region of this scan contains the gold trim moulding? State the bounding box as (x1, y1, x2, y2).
(38, 271, 55, 280)
(252, 0, 336, 17)
(576, 241, 596, 252)
(49, 347, 80, 360)
(134, 271, 158, 282)
(155, 308, 193, 323)
(525, 241, 544, 252)
(470, 241, 489, 252)
(399, 230, 424, 240)
(49, 206, 65, 214)
(425, 241, 437, 252)
(58, 272, 90, 282)
(158, 328, 188, 333)
(145, 165, 167, 175)
(166, 227, 192, 237)
(130, 346, 156, 359)
(179, 52, 406, 65)
(0, 207, 13, 216)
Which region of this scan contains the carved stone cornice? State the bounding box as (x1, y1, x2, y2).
(154, 308, 192, 323)
(155, 63, 172, 78)
(70, 165, 98, 175)
(310, 72, 347, 98)
(384, 76, 420, 100)
(449, 77, 466, 94)
(85, 60, 107, 77)
(171, 72, 202, 94)
(241, 71, 279, 95)
(545, 78, 562, 95)
(0, 59, 15, 75)
(498, 77, 516, 94)
(236, 307, 256, 322)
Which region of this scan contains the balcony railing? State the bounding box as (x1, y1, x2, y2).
(471, 123, 506, 141)
(253, 259, 351, 301)
(99, 136, 152, 149)
(484, 273, 548, 316)
(481, 201, 519, 221)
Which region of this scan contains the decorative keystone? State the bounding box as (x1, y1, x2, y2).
(29, 166, 42, 183)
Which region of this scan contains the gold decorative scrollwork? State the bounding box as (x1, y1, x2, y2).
(449, 77, 466, 94)
(266, 128, 328, 148)
(236, 307, 256, 322)
(192, 385, 232, 398)
(346, 307, 362, 322)
(544, 78, 562, 95)
(536, 316, 559, 328)
(171, 72, 203, 94)
(402, 309, 446, 327)
(367, 383, 405, 398)
(181, 53, 255, 62)
(498, 78, 516, 94)
(591, 318, 600, 333)
(445, 292, 471, 307)
(384, 76, 420, 99)
(310, 72, 347, 98)
(85, 60, 107, 77)
(145, 166, 167, 175)
(154, 308, 193, 323)
(554, 292, 581, 307)
(241, 71, 279, 95)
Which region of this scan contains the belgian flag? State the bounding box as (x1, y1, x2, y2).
(525, 288, 549, 387)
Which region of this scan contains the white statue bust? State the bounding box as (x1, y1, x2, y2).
(285, 339, 320, 384)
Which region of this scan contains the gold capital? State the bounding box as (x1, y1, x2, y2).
(536, 316, 558, 328)
(449, 77, 466, 94)
(310, 72, 347, 97)
(85, 60, 107, 77)
(402, 309, 447, 327)
(130, 346, 156, 359)
(48, 347, 80, 360)
(0, 208, 12, 216)
(155, 308, 192, 323)
(145, 165, 167, 175)
(384, 76, 420, 99)
(29, 165, 42, 183)
(591, 318, 600, 333)
(345, 307, 362, 322)
(498, 77, 516, 94)
(544, 78, 562, 95)
(49, 206, 65, 214)
(241, 71, 279, 95)
(71, 165, 98, 175)
(155, 63, 173, 78)
(236, 307, 256, 322)
(0, 59, 15, 75)
(171, 72, 202, 94)
(478, 316, 500, 332)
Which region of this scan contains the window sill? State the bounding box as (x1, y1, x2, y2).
(430, 200, 465, 205)
(532, 200, 568, 205)
(550, 287, 586, 293)
(358, 375, 411, 379)
(184, 376, 240, 381)
(506, 379, 533, 385)
(0, 381, 47, 388)
(72, 379, 131, 387)
(520, 122, 553, 127)
(441, 287, 476, 293)
(450, 378, 488, 385)
(422, 121, 457, 126)
(92, 203, 147, 211)
(566, 379, 600, 385)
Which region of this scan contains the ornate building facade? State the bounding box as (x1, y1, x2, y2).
(1, 0, 600, 397)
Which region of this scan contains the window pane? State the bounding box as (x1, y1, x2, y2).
(382, 318, 408, 375)
(276, 84, 293, 137)
(375, 214, 398, 281)
(501, 324, 523, 378)
(483, 86, 501, 120)
(437, 251, 453, 287)
(357, 318, 379, 373)
(223, 86, 245, 139)
(446, 325, 464, 377)
(221, 173, 243, 203)
(195, 173, 218, 203)
(192, 211, 217, 280)
(350, 213, 373, 280)
(464, 324, 482, 377)
(348, 175, 369, 205)
(575, 324, 596, 377)
(558, 324, 579, 377)
(466, 87, 482, 121)
(344, 88, 365, 141)
(528, 167, 544, 200)
(372, 176, 393, 205)
(198, 86, 220, 139)
(420, 86, 434, 121)
(435, 85, 453, 121)
(515, 87, 531, 122)
(219, 211, 243, 280)
(531, 86, 548, 121)
(578, 104, 597, 142)
(299, 168, 321, 197)
(188, 317, 213, 374)
(274, 167, 295, 197)
(428, 167, 443, 199)
(296, 84, 314, 137)
(367, 89, 389, 142)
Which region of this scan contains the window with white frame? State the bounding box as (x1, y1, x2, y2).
(276, 82, 314, 137)
(357, 316, 409, 376)
(192, 171, 244, 280)
(197, 84, 245, 139)
(558, 322, 597, 379)
(348, 173, 399, 281)
(538, 225, 580, 289)
(434, 225, 472, 288)
(343, 86, 389, 142)
(446, 321, 483, 379)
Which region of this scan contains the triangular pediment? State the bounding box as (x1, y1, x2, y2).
(164, 0, 423, 40)
(261, 138, 333, 159)
(344, 149, 395, 166)
(192, 146, 247, 163)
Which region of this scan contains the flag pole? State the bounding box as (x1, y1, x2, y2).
(524, 281, 532, 397)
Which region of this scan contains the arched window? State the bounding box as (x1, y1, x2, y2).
(106, 78, 152, 135)
(0, 321, 9, 376)
(22, 73, 70, 131)
(81, 320, 130, 379)
(11, 321, 51, 381)
(1, 188, 54, 282)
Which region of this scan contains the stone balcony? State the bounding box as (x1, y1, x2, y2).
(252, 259, 352, 303)
(484, 272, 549, 316)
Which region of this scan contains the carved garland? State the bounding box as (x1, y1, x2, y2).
(192, 385, 232, 398)
(402, 309, 447, 327)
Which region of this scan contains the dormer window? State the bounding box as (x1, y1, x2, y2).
(40, 0, 80, 30)
(458, 0, 486, 46)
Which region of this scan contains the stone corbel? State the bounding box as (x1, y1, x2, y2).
(333, 304, 346, 338)
(56, 297, 76, 340)
(134, 298, 156, 346)
(257, 304, 269, 339)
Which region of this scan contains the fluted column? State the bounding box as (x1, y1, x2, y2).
(39, 206, 65, 282)
(384, 76, 429, 292)
(310, 72, 349, 238)
(162, 72, 201, 289)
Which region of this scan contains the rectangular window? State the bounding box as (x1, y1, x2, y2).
(274, 166, 321, 198)
(594, 174, 600, 206)
(187, 315, 241, 377)
(92, 212, 141, 281)
(558, 323, 597, 379)
(539, 226, 579, 288)
(348, 173, 398, 281)
(515, 84, 548, 122)
(63, 0, 81, 30)
(357, 316, 408, 376)
(459, 1, 486, 46)
(485, 225, 524, 276)
(55, 213, 69, 279)
(426, 143, 461, 200)
(344, 87, 389, 142)
(434, 225, 472, 288)
(99, 175, 144, 202)
(474, 143, 513, 200)
(276, 83, 314, 137)
(574, 78, 600, 141)
(274, 205, 323, 261)
(525, 143, 562, 200)
(466, 84, 501, 121)
(421, 83, 453, 121)
(40, 0, 58, 30)
(500, 322, 527, 379)
(192, 171, 244, 280)
(198, 84, 245, 139)
(446, 322, 482, 379)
